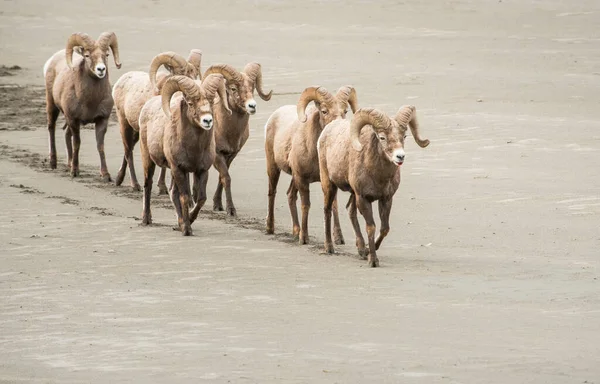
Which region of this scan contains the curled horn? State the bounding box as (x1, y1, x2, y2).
(296, 86, 332, 123)
(97, 32, 121, 69)
(202, 74, 232, 115)
(187, 49, 203, 80)
(161, 75, 202, 118)
(350, 108, 392, 151)
(394, 105, 430, 148)
(335, 86, 359, 113)
(243, 62, 273, 101)
(203, 64, 243, 85)
(65, 32, 95, 69)
(149, 52, 188, 92)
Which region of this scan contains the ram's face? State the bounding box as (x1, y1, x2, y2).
(226, 75, 257, 115)
(185, 96, 213, 130)
(376, 122, 407, 166)
(317, 101, 346, 128)
(82, 46, 109, 79)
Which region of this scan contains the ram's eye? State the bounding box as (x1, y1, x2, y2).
(404, 134, 408, 139)
(84, 54, 90, 58)
(321, 110, 328, 115)
(379, 135, 386, 141)
(230, 87, 237, 92)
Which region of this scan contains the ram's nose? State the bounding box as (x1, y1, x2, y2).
(95, 64, 106, 77)
(393, 149, 405, 165)
(246, 101, 257, 114)
(201, 116, 213, 128)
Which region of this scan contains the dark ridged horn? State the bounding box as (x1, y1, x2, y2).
(161, 75, 202, 118)
(296, 86, 333, 123)
(97, 32, 121, 69)
(335, 85, 359, 113)
(350, 108, 392, 151)
(203, 64, 243, 85)
(243, 62, 272, 101)
(149, 52, 189, 92)
(395, 105, 430, 148)
(202, 74, 232, 115)
(187, 49, 203, 80)
(65, 33, 95, 69)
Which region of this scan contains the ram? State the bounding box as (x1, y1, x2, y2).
(202, 63, 272, 216)
(264, 85, 358, 244)
(43, 32, 121, 179)
(318, 106, 430, 267)
(112, 50, 202, 192)
(138, 75, 230, 235)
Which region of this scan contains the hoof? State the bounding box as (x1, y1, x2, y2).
(182, 227, 192, 236)
(226, 207, 237, 217)
(141, 216, 152, 226)
(367, 255, 380, 268)
(358, 248, 368, 260)
(70, 168, 79, 178)
(292, 226, 300, 239)
(101, 173, 112, 183)
(213, 202, 224, 211)
(115, 172, 125, 187)
(325, 243, 334, 254)
(266, 224, 274, 235)
(334, 236, 345, 245)
(49, 157, 57, 169)
(299, 233, 309, 245)
(132, 183, 141, 192)
(157, 185, 168, 196)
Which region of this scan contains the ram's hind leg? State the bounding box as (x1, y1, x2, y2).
(322, 179, 338, 254)
(69, 121, 81, 177)
(64, 125, 73, 168)
(298, 180, 311, 245)
(157, 167, 169, 195)
(46, 92, 59, 169)
(287, 179, 300, 240)
(332, 196, 345, 245)
(141, 158, 155, 226)
(265, 164, 281, 235)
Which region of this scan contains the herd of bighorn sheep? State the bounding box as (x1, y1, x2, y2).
(43, 31, 431, 267)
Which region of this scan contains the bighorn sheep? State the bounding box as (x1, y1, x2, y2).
(112, 50, 202, 192)
(318, 106, 430, 267)
(43, 32, 122, 179)
(264, 85, 358, 244)
(202, 63, 272, 216)
(139, 75, 231, 235)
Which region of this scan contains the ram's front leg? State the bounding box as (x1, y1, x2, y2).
(94, 117, 112, 182)
(69, 120, 82, 178)
(190, 169, 209, 224)
(171, 167, 192, 236)
(357, 195, 379, 268)
(375, 198, 392, 250)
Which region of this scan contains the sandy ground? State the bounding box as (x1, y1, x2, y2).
(1, 0, 599, 383)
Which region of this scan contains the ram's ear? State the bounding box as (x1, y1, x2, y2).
(73, 46, 84, 56)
